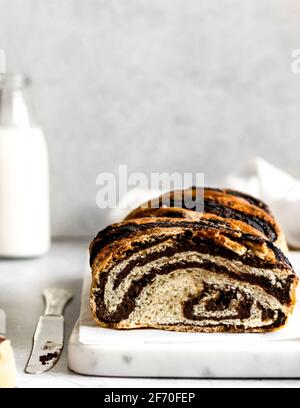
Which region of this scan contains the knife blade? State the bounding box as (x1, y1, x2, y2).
(25, 288, 73, 374)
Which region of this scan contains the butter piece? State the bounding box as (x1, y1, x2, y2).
(0, 336, 16, 388)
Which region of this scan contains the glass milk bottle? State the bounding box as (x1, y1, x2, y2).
(0, 73, 50, 257)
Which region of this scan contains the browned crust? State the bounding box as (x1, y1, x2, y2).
(90, 216, 289, 272)
(125, 187, 287, 253)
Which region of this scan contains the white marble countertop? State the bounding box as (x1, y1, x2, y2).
(1, 239, 299, 388)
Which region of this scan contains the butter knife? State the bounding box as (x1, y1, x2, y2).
(25, 288, 73, 374)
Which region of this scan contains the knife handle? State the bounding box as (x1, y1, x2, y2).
(43, 288, 73, 316)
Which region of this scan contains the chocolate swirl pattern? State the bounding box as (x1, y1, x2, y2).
(90, 189, 298, 333)
(125, 187, 287, 253)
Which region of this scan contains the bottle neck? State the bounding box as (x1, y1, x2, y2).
(0, 73, 33, 128)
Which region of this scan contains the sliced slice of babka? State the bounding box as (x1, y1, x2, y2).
(90, 198, 298, 332)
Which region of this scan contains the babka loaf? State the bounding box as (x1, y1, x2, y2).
(90, 188, 298, 333)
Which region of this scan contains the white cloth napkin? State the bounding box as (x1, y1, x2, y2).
(224, 158, 300, 249)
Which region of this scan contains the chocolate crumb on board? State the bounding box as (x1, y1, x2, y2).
(39, 352, 59, 365)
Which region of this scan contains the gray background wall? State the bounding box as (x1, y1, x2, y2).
(1, 0, 300, 236)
